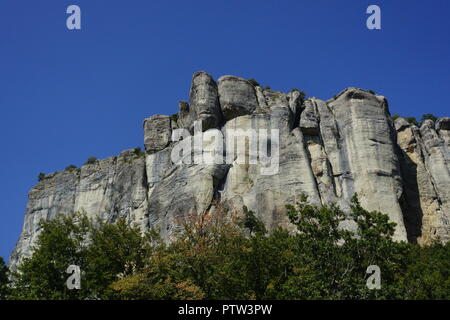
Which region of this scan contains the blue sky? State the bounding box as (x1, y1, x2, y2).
(0, 0, 449, 260)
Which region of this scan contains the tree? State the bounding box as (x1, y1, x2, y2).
(9, 198, 450, 300)
(170, 113, 179, 123)
(247, 78, 260, 87)
(11, 213, 91, 300)
(282, 194, 411, 299)
(420, 113, 438, 124)
(290, 88, 306, 101)
(84, 157, 97, 165)
(406, 116, 418, 126)
(0, 257, 10, 300)
(10, 213, 156, 300)
(241, 206, 266, 235)
(398, 242, 450, 299)
(84, 219, 156, 299)
(109, 205, 248, 299)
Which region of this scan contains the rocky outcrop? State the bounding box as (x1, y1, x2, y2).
(218, 76, 259, 121)
(395, 117, 450, 244)
(10, 150, 148, 271)
(144, 115, 172, 154)
(10, 71, 449, 269)
(177, 71, 223, 132)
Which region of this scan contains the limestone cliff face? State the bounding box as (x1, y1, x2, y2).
(10, 72, 450, 269)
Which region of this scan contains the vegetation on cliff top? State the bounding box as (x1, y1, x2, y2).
(391, 113, 438, 127)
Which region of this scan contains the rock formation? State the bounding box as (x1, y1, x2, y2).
(9, 72, 450, 270)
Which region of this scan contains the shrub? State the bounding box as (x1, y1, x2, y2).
(38, 173, 46, 182)
(406, 117, 419, 126)
(291, 88, 306, 100)
(85, 157, 97, 165)
(392, 114, 400, 121)
(65, 165, 78, 171)
(420, 113, 438, 123)
(247, 78, 260, 87)
(170, 113, 178, 123)
(133, 147, 145, 158)
(367, 90, 376, 95)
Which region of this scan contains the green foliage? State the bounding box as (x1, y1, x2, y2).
(367, 90, 376, 95)
(170, 113, 178, 123)
(133, 147, 145, 158)
(406, 116, 418, 126)
(247, 78, 260, 87)
(290, 88, 306, 100)
(399, 242, 450, 299)
(85, 157, 97, 165)
(8, 196, 450, 300)
(38, 173, 46, 182)
(0, 257, 10, 300)
(83, 219, 156, 298)
(390, 114, 438, 127)
(10, 213, 157, 300)
(263, 86, 271, 90)
(65, 165, 78, 171)
(10, 213, 91, 300)
(241, 206, 266, 235)
(420, 113, 438, 123)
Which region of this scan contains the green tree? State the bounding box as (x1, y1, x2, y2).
(290, 88, 306, 100)
(10, 213, 156, 300)
(247, 78, 260, 87)
(85, 157, 97, 165)
(420, 113, 438, 123)
(282, 194, 411, 299)
(398, 242, 450, 299)
(9, 197, 450, 300)
(406, 116, 418, 126)
(84, 219, 156, 299)
(0, 257, 10, 300)
(11, 213, 91, 299)
(109, 206, 248, 299)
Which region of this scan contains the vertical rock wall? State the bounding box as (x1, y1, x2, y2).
(10, 72, 449, 269)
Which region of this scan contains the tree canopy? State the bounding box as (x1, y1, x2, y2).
(5, 196, 450, 300)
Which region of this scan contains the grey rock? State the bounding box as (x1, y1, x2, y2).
(11, 72, 450, 270)
(395, 117, 450, 244)
(10, 151, 148, 271)
(218, 75, 259, 121)
(299, 99, 319, 135)
(323, 89, 407, 241)
(143, 115, 172, 154)
(188, 71, 223, 131)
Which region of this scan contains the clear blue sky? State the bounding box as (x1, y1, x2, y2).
(1, 0, 449, 261)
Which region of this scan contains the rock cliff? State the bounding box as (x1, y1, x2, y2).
(10, 72, 450, 270)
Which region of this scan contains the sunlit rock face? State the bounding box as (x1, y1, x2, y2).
(10, 71, 449, 269)
(395, 117, 450, 245)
